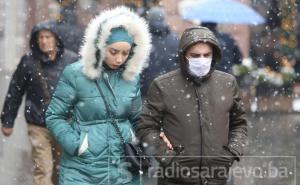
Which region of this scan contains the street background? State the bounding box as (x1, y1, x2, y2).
(0, 0, 300, 184)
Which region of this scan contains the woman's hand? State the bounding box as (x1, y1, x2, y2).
(160, 132, 173, 150)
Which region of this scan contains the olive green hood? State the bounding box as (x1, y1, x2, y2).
(178, 26, 222, 84)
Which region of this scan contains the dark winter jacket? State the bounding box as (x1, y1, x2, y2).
(141, 9, 179, 96)
(1, 21, 78, 128)
(201, 23, 242, 74)
(56, 21, 84, 54)
(56, 3, 84, 54)
(137, 26, 247, 185)
(215, 31, 242, 73)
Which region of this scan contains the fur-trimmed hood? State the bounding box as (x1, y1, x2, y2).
(80, 6, 152, 81)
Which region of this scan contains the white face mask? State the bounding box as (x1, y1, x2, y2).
(187, 57, 212, 77)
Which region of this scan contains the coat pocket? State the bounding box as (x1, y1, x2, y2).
(76, 131, 94, 159)
(86, 125, 107, 156)
(78, 133, 89, 156)
(203, 148, 234, 181)
(163, 153, 201, 184)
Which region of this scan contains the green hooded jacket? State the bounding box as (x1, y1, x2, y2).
(46, 6, 151, 185)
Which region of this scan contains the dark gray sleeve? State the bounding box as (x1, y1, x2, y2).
(228, 78, 248, 160)
(136, 80, 176, 166)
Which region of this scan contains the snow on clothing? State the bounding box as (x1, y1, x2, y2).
(1, 20, 78, 128)
(137, 26, 247, 185)
(46, 7, 151, 185)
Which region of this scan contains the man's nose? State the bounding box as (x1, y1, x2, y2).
(40, 38, 47, 45)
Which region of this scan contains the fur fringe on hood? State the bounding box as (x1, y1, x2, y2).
(80, 6, 152, 81)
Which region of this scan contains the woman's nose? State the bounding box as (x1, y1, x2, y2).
(116, 55, 124, 63)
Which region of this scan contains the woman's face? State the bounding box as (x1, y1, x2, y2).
(104, 42, 131, 69)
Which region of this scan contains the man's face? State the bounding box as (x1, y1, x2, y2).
(104, 42, 131, 69)
(185, 42, 213, 60)
(37, 30, 57, 54)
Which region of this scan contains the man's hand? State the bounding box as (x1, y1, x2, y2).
(1, 127, 13, 136)
(160, 132, 173, 150)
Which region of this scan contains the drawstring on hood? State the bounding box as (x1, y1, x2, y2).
(178, 26, 222, 85)
(80, 6, 152, 81)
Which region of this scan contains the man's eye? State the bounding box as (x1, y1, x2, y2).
(191, 54, 200, 58)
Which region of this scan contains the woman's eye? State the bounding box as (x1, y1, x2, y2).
(110, 50, 117, 55)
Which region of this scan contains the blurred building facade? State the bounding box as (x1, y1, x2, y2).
(0, 0, 114, 71)
(1, 0, 299, 98)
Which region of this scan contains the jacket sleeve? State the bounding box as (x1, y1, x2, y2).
(136, 80, 176, 166)
(228, 78, 248, 160)
(1, 56, 28, 128)
(232, 43, 242, 65)
(128, 79, 142, 130)
(45, 65, 80, 155)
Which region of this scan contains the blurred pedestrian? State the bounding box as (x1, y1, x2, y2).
(137, 26, 247, 185)
(46, 6, 151, 184)
(141, 7, 179, 97)
(1, 20, 78, 185)
(201, 22, 242, 74)
(56, 18, 83, 55)
(55, 0, 84, 54)
(294, 10, 300, 81)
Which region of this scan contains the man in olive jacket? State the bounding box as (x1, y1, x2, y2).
(137, 26, 247, 185)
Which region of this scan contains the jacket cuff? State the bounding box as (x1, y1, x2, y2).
(2, 122, 14, 128)
(141, 132, 177, 166)
(155, 145, 177, 167)
(227, 142, 243, 162)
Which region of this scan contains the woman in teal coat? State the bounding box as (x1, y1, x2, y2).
(45, 6, 151, 185)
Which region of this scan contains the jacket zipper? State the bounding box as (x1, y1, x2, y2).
(103, 72, 117, 100)
(193, 85, 205, 184)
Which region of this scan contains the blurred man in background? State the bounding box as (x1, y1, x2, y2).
(141, 6, 180, 97)
(1, 20, 78, 185)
